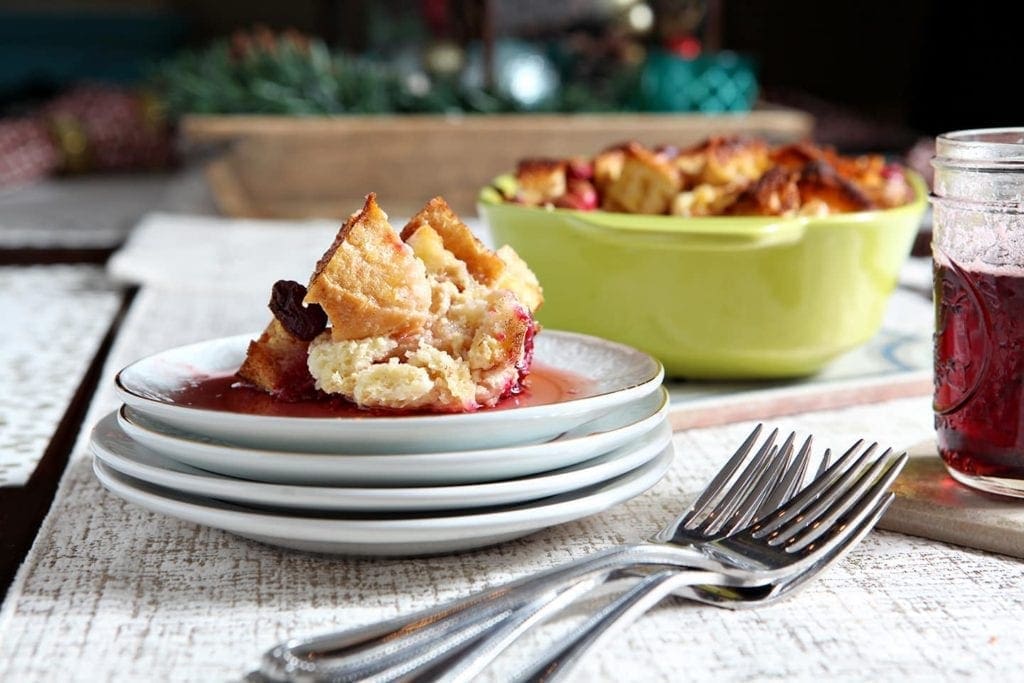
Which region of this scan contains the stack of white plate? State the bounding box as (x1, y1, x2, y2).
(91, 330, 672, 555)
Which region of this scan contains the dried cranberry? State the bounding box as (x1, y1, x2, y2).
(269, 280, 327, 341)
(555, 179, 599, 211)
(567, 158, 594, 181)
(881, 163, 904, 180)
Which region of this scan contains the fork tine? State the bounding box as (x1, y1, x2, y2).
(813, 491, 895, 559)
(707, 443, 786, 535)
(782, 487, 896, 569)
(814, 447, 832, 480)
(783, 450, 906, 552)
(685, 426, 777, 529)
(757, 434, 812, 519)
(723, 433, 800, 533)
(765, 492, 896, 603)
(691, 431, 781, 532)
(752, 440, 874, 537)
(681, 424, 766, 525)
(763, 445, 887, 545)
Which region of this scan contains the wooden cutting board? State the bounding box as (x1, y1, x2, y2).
(879, 440, 1024, 559)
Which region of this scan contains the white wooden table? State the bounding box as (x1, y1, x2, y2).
(0, 266, 122, 486)
(2, 216, 1023, 682)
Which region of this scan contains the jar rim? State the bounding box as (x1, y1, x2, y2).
(934, 127, 1024, 168)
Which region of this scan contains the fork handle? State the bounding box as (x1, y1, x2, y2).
(431, 568, 726, 683)
(259, 544, 708, 682)
(513, 569, 706, 683)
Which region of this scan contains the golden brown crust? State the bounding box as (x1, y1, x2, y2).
(242, 194, 543, 411)
(403, 222, 474, 290)
(826, 152, 911, 208)
(237, 318, 313, 398)
(401, 196, 506, 285)
(602, 142, 681, 214)
(726, 167, 801, 216)
(494, 245, 543, 312)
(402, 198, 543, 313)
(592, 147, 627, 191)
(768, 142, 826, 171)
(501, 138, 913, 217)
(705, 137, 770, 186)
(796, 160, 875, 213)
(675, 136, 770, 188)
(305, 193, 432, 340)
(671, 183, 743, 217)
(514, 159, 567, 206)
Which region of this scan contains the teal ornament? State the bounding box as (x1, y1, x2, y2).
(639, 49, 757, 113)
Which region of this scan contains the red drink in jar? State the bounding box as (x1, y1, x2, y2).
(934, 257, 1024, 478)
(933, 128, 1024, 496)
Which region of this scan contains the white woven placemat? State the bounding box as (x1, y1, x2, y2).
(0, 266, 121, 486)
(3, 286, 1024, 681)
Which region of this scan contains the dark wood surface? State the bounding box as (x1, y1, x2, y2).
(0, 246, 132, 601)
(0, 247, 115, 266)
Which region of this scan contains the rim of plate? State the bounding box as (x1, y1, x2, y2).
(116, 387, 668, 464)
(91, 445, 674, 533)
(113, 329, 664, 426)
(90, 416, 672, 510)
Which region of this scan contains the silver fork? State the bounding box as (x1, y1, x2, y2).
(258, 426, 835, 682)
(423, 443, 905, 683)
(513, 490, 899, 682)
(276, 439, 899, 683)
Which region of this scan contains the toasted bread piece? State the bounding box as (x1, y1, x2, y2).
(494, 245, 543, 313)
(244, 194, 543, 412)
(401, 196, 506, 285)
(602, 143, 681, 214)
(703, 137, 770, 186)
(403, 222, 474, 290)
(675, 136, 770, 187)
(593, 146, 627, 191)
(769, 142, 826, 171)
(796, 160, 875, 214)
(402, 197, 543, 312)
(237, 318, 315, 400)
(772, 144, 908, 210)
(514, 159, 567, 206)
(305, 193, 432, 341)
(826, 153, 912, 208)
(468, 290, 537, 406)
(671, 183, 743, 217)
(726, 167, 801, 216)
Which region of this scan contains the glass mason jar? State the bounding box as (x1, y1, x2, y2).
(932, 128, 1024, 497)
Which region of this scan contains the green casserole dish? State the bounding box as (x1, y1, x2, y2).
(479, 174, 927, 379)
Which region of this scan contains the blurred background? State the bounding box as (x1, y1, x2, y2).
(0, 0, 1018, 242)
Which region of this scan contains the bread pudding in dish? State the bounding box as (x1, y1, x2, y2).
(238, 194, 542, 412)
(491, 136, 914, 217)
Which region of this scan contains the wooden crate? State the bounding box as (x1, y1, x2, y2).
(183, 110, 814, 218)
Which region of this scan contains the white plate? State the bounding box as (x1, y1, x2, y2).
(92, 446, 674, 556)
(92, 413, 671, 512)
(117, 388, 669, 486)
(114, 330, 663, 453)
